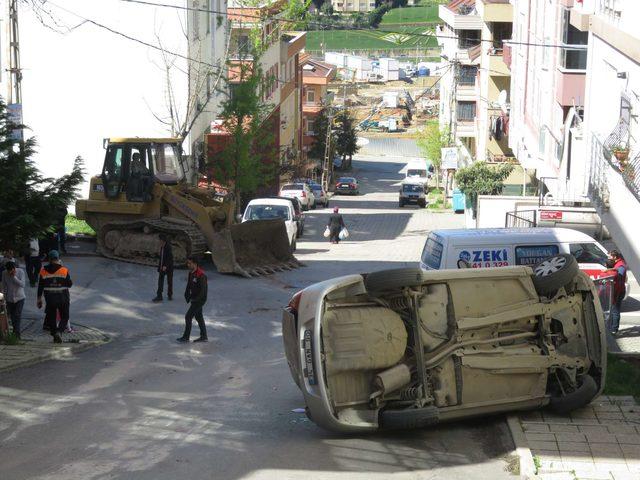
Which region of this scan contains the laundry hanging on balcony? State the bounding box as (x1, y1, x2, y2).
(489, 113, 509, 141)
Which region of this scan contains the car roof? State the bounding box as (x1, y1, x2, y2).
(246, 198, 292, 207)
(281, 183, 304, 187)
(430, 228, 597, 244)
(265, 196, 300, 204)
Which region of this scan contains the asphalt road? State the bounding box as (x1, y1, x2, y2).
(0, 154, 521, 480)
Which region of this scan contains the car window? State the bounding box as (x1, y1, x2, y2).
(569, 243, 608, 266)
(281, 184, 302, 191)
(402, 184, 423, 192)
(515, 245, 560, 265)
(311, 185, 322, 192)
(245, 205, 290, 221)
(421, 235, 443, 269)
(338, 177, 354, 183)
(407, 169, 427, 177)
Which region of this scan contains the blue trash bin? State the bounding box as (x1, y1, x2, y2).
(452, 189, 465, 213)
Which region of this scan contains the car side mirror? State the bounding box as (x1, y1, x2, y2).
(236, 214, 243, 222)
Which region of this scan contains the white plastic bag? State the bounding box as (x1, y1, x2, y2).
(323, 226, 330, 238)
(339, 228, 349, 240)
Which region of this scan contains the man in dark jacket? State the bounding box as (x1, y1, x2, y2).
(37, 250, 72, 343)
(177, 256, 208, 343)
(327, 207, 346, 244)
(152, 234, 174, 302)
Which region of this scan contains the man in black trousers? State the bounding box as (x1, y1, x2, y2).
(152, 234, 173, 302)
(177, 256, 208, 343)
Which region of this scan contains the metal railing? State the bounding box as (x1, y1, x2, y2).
(505, 210, 537, 228)
(588, 135, 611, 211)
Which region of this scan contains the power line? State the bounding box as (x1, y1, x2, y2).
(120, 0, 576, 49)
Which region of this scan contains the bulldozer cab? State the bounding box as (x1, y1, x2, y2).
(101, 138, 186, 202)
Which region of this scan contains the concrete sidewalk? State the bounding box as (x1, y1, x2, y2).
(510, 396, 640, 479)
(0, 317, 110, 372)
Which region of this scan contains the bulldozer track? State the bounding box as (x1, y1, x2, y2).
(98, 218, 207, 267)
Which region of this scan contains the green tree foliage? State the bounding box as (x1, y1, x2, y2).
(368, 4, 391, 28)
(335, 109, 359, 169)
(212, 55, 276, 214)
(0, 100, 84, 251)
(416, 121, 448, 188)
(308, 107, 332, 160)
(455, 161, 514, 216)
(284, 0, 312, 30)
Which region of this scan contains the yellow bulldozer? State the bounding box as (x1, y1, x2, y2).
(75, 138, 300, 277)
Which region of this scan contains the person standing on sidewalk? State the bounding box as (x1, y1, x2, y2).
(24, 238, 41, 287)
(1, 261, 26, 339)
(177, 256, 208, 343)
(37, 250, 72, 343)
(152, 234, 173, 302)
(608, 249, 628, 334)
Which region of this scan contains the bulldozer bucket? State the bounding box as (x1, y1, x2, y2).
(209, 219, 301, 277)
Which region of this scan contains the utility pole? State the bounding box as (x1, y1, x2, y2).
(321, 107, 334, 192)
(7, 0, 23, 141)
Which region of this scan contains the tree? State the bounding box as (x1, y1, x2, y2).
(284, 0, 312, 30)
(455, 161, 514, 217)
(335, 109, 359, 169)
(210, 47, 277, 215)
(0, 100, 84, 251)
(308, 107, 332, 161)
(416, 121, 448, 189)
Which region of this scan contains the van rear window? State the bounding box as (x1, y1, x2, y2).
(515, 245, 559, 265)
(421, 236, 443, 269)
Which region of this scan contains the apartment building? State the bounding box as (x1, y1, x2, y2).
(436, 0, 483, 164)
(187, 0, 229, 160)
(200, 0, 306, 190)
(301, 55, 337, 159)
(508, 0, 589, 203)
(331, 0, 377, 13)
(571, 0, 640, 274)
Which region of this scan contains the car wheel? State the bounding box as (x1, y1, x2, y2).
(548, 374, 598, 414)
(380, 406, 439, 430)
(419, 200, 427, 208)
(532, 254, 579, 296)
(311, 202, 316, 210)
(364, 267, 425, 294)
(399, 200, 404, 208)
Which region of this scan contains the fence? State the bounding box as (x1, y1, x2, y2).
(505, 210, 537, 228)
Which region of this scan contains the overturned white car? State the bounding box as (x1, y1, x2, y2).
(282, 255, 606, 432)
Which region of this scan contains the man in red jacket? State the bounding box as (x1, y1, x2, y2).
(177, 256, 208, 343)
(608, 249, 627, 334)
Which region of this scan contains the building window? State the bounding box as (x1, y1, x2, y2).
(456, 101, 476, 121)
(307, 119, 315, 135)
(457, 65, 477, 85)
(192, 1, 199, 40)
(306, 89, 315, 103)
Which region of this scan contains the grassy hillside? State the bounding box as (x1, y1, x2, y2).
(305, 28, 437, 51)
(380, 5, 440, 25)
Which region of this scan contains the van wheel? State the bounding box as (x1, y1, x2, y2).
(380, 406, 439, 430)
(364, 267, 425, 294)
(532, 254, 579, 296)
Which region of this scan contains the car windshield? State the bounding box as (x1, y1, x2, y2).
(403, 183, 423, 192)
(245, 205, 290, 221)
(281, 184, 302, 191)
(407, 169, 427, 177)
(570, 243, 608, 266)
(311, 185, 323, 192)
(338, 178, 354, 183)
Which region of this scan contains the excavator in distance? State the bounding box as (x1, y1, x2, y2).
(75, 138, 300, 277)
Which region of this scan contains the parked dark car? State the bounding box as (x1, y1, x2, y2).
(266, 196, 305, 236)
(335, 177, 359, 195)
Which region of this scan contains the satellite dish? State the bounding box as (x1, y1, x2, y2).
(498, 90, 508, 108)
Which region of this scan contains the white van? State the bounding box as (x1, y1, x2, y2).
(419, 227, 622, 285)
(242, 198, 298, 251)
(405, 162, 431, 187)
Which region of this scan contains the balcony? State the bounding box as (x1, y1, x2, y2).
(488, 51, 510, 76)
(302, 101, 323, 114)
(477, 0, 512, 22)
(555, 45, 587, 106)
(439, 4, 483, 30)
(456, 120, 477, 137)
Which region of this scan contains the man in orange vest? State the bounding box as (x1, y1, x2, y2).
(37, 250, 73, 343)
(608, 249, 627, 334)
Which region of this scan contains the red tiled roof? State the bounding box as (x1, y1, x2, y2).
(445, 0, 475, 12)
(302, 58, 336, 80)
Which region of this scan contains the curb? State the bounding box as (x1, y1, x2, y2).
(506, 415, 536, 479)
(0, 323, 111, 373)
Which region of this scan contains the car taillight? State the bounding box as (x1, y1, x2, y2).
(301, 191, 306, 198)
(288, 291, 303, 313)
(349, 183, 355, 188)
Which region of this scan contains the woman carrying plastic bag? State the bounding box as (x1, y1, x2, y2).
(327, 207, 346, 244)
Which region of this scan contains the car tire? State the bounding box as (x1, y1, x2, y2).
(548, 374, 598, 414)
(380, 406, 439, 430)
(532, 254, 579, 296)
(399, 200, 404, 208)
(418, 200, 426, 208)
(311, 202, 316, 210)
(364, 267, 425, 294)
